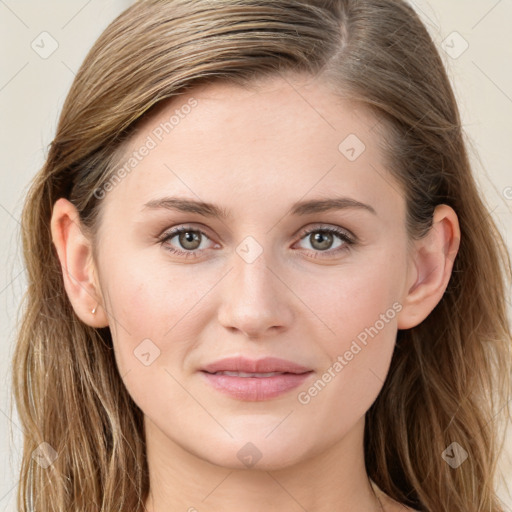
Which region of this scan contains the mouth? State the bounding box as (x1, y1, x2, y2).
(203, 370, 300, 377)
(200, 356, 312, 375)
(198, 356, 314, 401)
(199, 367, 314, 401)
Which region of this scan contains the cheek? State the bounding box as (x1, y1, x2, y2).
(295, 256, 401, 346)
(100, 252, 220, 374)
(292, 262, 401, 439)
(290, 250, 403, 408)
(99, 255, 203, 414)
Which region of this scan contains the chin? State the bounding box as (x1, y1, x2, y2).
(191, 436, 310, 471)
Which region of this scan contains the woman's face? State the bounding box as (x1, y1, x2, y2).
(93, 74, 415, 469)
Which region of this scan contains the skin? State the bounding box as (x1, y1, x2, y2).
(51, 73, 460, 512)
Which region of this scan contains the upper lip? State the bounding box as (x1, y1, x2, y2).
(201, 356, 312, 374)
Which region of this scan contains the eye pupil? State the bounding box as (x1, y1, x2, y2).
(179, 230, 201, 250)
(311, 231, 333, 251)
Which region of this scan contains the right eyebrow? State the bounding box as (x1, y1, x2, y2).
(142, 197, 231, 220)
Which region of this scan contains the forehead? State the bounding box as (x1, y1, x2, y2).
(99, 74, 404, 225)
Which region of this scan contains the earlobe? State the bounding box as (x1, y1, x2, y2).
(50, 198, 109, 327)
(396, 204, 460, 330)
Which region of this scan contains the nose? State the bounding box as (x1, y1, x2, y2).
(217, 247, 294, 339)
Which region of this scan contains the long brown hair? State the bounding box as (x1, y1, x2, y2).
(12, 0, 512, 510)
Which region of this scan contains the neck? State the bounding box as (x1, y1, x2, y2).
(143, 415, 383, 512)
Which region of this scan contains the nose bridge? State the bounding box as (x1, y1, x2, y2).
(232, 234, 277, 302)
(217, 234, 292, 337)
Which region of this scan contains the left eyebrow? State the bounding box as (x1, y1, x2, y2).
(141, 195, 377, 219)
(290, 197, 377, 216)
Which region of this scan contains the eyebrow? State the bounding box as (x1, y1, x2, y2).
(142, 196, 377, 219)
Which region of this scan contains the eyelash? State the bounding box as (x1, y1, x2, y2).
(159, 224, 356, 260)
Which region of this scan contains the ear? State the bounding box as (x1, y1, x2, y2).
(50, 198, 109, 327)
(396, 204, 460, 330)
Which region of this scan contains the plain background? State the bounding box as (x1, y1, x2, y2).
(1, 0, 511, 510)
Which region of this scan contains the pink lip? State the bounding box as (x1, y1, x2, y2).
(201, 356, 312, 374)
(199, 356, 314, 401)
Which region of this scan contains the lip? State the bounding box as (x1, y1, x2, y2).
(201, 356, 312, 374)
(199, 356, 314, 401)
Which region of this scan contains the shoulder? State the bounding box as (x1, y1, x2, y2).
(383, 497, 420, 512)
(371, 481, 420, 512)
(384, 500, 419, 512)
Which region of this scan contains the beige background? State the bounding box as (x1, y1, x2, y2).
(1, 0, 511, 509)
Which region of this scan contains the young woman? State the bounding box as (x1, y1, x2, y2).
(12, 0, 511, 511)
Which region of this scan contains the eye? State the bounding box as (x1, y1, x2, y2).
(294, 225, 355, 258)
(159, 224, 356, 259)
(159, 226, 216, 259)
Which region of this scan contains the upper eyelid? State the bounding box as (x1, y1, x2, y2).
(298, 223, 355, 239)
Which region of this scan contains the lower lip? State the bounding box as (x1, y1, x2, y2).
(200, 371, 313, 401)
